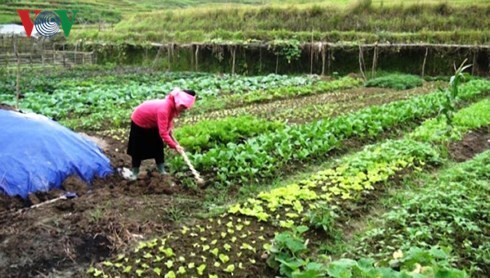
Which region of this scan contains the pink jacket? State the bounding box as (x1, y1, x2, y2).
(131, 95, 179, 149)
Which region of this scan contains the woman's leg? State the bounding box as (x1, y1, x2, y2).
(155, 149, 166, 174)
(127, 121, 145, 179)
(132, 157, 142, 176)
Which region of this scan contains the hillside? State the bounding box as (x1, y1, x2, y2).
(68, 1, 490, 44)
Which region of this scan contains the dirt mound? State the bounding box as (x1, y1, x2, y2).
(448, 126, 490, 162)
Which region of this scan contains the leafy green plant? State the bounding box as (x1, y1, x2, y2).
(410, 98, 490, 143)
(351, 150, 490, 275)
(326, 247, 467, 277)
(365, 74, 423, 90)
(440, 60, 472, 130)
(304, 203, 339, 234)
(266, 226, 325, 277)
(269, 39, 302, 64)
(173, 115, 285, 153)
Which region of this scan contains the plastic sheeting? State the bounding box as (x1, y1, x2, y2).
(0, 110, 113, 198)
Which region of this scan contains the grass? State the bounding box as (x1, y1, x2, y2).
(63, 1, 490, 44)
(112, 3, 489, 33)
(2, 1, 489, 27)
(3, 1, 489, 44)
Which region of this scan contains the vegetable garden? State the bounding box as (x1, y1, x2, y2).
(0, 1, 489, 275)
(1, 63, 489, 278)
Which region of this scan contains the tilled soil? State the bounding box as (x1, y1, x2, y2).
(448, 126, 490, 162)
(0, 134, 203, 278)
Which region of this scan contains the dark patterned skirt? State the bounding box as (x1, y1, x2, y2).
(127, 121, 164, 162)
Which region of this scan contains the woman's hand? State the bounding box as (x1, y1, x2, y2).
(175, 145, 185, 154)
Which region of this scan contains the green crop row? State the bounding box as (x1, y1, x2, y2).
(266, 85, 435, 124)
(220, 76, 361, 108)
(267, 225, 467, 277)
(58, 75, 354, 130)
(184, 80, 490, 187)
(364, 74, 423, 90)
(350, 149, 490, 276)
(0, 73, 318, 130)
(228, 98, 490, 228)
(228, 95, 490, 277)
(177, 78, 364, 125)
(173, 115, 285, 153)
(227, 138, 441, 226)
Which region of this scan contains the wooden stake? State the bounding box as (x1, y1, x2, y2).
(275, 54, 279, 74)
(310, 30, 314, 74)
(371, 43, 378, 77)
(421, 47, 428, 78)
(195, 45, 199, 71)
(471, 49, 477, 75)
(190, 45, 194, 70)
(358, 44, 366, 80)
(167, 43, 172, 71)
(152, 43, 163, 67)
(328, 46, 332, 75)
(231, 46, 236, 75)
(41, 38, 45, 66)
(13, 37, 20, 110)
(259, 46, 262, 73)
(321, 43, 326, 76)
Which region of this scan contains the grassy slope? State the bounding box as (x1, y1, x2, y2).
(1, 0, 488, 24)
(2, 1, 489, 44)
(65, 1, 490, 44)
(2, 0, 332, 24)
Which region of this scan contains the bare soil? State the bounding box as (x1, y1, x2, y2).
(448, 126, 490, 162)
(0, 103, 16, 111)
(0, 134, 204, 278)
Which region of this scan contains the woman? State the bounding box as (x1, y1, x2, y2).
(126, 88, 196, 180)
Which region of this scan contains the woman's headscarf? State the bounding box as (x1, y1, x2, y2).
(170, 88, 196, 109)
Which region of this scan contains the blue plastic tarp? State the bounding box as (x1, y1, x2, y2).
(0, 110, 113, 199)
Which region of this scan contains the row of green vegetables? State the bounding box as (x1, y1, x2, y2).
(266, 84, 433, 124)
(228, 97, 490, 230)
(364, 73, 423, 90)
(0, 71, 318, 106)
(230, 96, 490, 212)
(350, 149, 490, 276)
(212, 76, 360, 109)
(178, 79, 438, 126)
(227, 98, 490, 277)
(98, 82, 419, 159)
(63, 76, 357, 130)
(88, 89, 490, 278)
(0, 68, 204, 95)
(172, 83, 397, 155)
(172, 80, 490, 187)
(0, 68, 317, 97)
(173, 115, 285, 153)
(1, 75, 362, 130)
